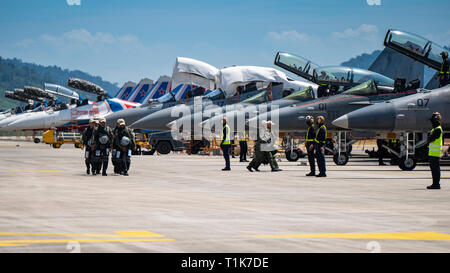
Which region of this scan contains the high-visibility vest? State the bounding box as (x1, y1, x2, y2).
(428, 125, 443, 158)
(222, 124, 231, 145)
(314, 125, 327, 144)
(239, 131, 247, 142)
(305, 127, 314, 142)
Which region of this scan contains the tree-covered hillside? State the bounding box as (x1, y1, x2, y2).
(0, 57, 119, 110)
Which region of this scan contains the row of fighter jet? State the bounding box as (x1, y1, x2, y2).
(0, 29, 448, 171)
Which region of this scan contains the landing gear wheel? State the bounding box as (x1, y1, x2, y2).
(398, 157, 417, 171)
(156, 141, 171, 155)
(285, 149, 300, 162)
(34, 138, 40, 144)
(333, 152, 349, 165)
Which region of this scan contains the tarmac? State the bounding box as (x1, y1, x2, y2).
(0, 140, 449, 253)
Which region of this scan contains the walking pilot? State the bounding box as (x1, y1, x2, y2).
(82, 118, 98, 175)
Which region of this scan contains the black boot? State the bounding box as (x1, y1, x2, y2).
(427, 184, 441, 190)
(306, 172, 315, 176)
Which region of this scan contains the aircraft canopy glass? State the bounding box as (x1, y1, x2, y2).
(241, 91, 271, 104)
(314, 66, 394, 86)
(203, 89, 225, 100)
(342, 80, 377, 96)
(284, 86, 315, 101)
(384, 29, 447, 70)
(274, 52, 319, 79)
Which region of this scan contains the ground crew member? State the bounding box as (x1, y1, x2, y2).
(239, 130, 248, 162)
(114, 119, 136, 176)
(377, 139, 387, 166)
(315, 116, 327, 177)
(82, 119, 97, 175)
(220, 117, 231, 171)
(427, 112, 443, 190)
(439, 51, 449, 87)
(305, 116, 316, 176)
(94, 118, 113, 176)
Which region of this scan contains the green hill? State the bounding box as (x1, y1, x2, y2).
(0, 57, 119, 110)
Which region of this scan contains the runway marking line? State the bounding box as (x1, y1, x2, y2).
(0, 230, 175, 247)
(249, 232, 450, 241)
(0, 170, 61, 173)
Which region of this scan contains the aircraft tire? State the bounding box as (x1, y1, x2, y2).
(398, 157, 417, 171)
(285, 149, 300, 162)
(333, 152, 349, 165)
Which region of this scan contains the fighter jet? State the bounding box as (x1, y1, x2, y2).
(130, 65, 315, 132)
(247, 78, 420, 165)
(104, 57, 217, 127)
(332, 84, 449, 170)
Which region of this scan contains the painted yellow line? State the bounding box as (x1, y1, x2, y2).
(0, 244, 27, 247)
(0, 170, 61, 173)
(249, 232, 450, 241)
(0, 238, 175, 245)
(0, 230, 165, 238)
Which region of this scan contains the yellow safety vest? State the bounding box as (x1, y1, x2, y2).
(305, 127, 314, 142)
(239, 131, 247, 142)
(428, 125, 443, 158)
(222, 124, 231, 145)
(314, 125, 327, 144)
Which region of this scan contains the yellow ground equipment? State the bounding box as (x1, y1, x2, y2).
(43, 129, 83, 149)
(134, 132, 153, 155)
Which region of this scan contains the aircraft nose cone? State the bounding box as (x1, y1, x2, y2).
(130, 108, 175, 130)
(336, 102, 396, 131)
(332, 115, 349, 129)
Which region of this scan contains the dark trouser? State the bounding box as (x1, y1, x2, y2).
(97, 148, 109, 175)
(120, 148, 131, 174)
(221, 144, 231, 169)
(85, 147, 93, 172)
(315, 143, 326, 175)
(239, 141, 248, 161)
(429, 156, 441, 186)
(306, 142, 315, 174)
(376, 140, 384, 164)
(249, 150, 264, 170)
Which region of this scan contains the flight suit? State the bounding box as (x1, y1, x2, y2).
(260, 127, 280, 171)
(439, 58, 450, 87)
(315, 124, 327, 176)
(428, 125, 443, 189)
(94, 124, 113, 176)
(82, 126, 95, 174)
(111, 126, 121, 174)
(114, 126, 136, 175)
(305, 126, 316, 175)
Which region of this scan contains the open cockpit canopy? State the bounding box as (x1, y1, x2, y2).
(314, 66, 394, 87)
(384, 29, 447, 71)
(274, 52, 319, 80)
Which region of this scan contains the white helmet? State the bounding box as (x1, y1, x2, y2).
(87, 139, 94, 146)
(99, 135, 109, 145)
(120, 136, 130, 147)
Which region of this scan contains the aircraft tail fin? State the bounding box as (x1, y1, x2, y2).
(116, 81, 138, 100)
(127, 78, 154, 103)
(369, 47, 424, 86)
(139, 76, 171, 104)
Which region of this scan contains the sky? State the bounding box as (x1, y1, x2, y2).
(0, 0, 449, 86)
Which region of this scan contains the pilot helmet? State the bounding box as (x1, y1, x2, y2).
(87, 139, 94, 146)
(120, 136, 130, 147)
(99, 135, 109, 145)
